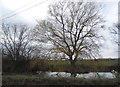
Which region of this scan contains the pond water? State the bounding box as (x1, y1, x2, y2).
(36, 71, 116, 78)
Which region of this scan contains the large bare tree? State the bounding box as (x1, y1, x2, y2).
(35, 1, 104, 66)
(0, 23, 33, 61)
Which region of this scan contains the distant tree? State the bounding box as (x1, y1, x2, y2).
(0, 23, 33, 61)
(109, 21, 120, 80)
(110, 23, 120, 46)
(35, 1, 104, 67)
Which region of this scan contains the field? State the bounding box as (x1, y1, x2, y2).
(2, 58, 119, 86)
(2, 74, 119, 86)
(28, 58, 118, 73)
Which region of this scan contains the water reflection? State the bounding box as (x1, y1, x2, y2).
(76, 72, 114, 78)
(36, 71, 115, 78)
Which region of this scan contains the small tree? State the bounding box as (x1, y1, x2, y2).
(35, 1, 104, 67)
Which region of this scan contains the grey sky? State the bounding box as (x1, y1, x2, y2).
(0, 0, 119, 58)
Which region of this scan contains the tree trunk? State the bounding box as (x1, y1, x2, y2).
(70, 60, 76, 67)
(70, 60, 77, 77)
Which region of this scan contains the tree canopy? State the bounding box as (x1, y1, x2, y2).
(33, 1, 104, 65)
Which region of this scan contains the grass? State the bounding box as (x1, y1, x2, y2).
(28, 59, 118, 72)
(2, 74, 119, 85)
(2, 59, 119, 86)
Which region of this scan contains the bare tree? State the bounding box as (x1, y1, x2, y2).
(0, 23, 33, 61)
(35, 1, 104, 67)
(110, 23, 120, 77)
(110, 23, 120, 46)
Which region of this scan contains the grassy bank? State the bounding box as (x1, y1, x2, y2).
(3, 58, 118, 73)
(2, 59, 119, 86)
(28, 59, 118, 73)
(2, 74, 119, 86)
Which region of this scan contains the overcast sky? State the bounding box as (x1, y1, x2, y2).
(0, 0, 119, 58)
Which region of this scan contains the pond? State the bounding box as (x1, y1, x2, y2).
(36, 71, 116, 78)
